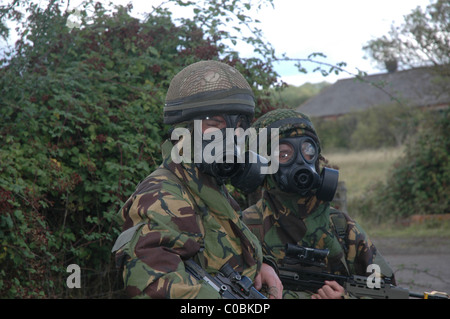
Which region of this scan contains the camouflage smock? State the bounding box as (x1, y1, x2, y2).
(114, 139, 263, 298)
(242, 179, 395, 298)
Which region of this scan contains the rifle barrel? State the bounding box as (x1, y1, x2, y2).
(409, 291, 425, 299)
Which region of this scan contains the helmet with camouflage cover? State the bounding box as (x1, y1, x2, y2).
(164, 60, 255, 124)
(251, 108, 321, 152)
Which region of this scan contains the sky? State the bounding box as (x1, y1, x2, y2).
(254, 0, 432, 85)
(4, 0, 433, 86)
(113, 0, 432, 86)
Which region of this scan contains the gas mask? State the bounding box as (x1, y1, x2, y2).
(274, 136, 339, 201)
(194, 114, 267, 193)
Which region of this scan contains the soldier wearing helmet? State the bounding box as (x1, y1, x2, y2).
(242, 109, 395, 299)
(112, 60, 282, 299)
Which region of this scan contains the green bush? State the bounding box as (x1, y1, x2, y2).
(0, 3, 174, 298)
(0, 1, 281, 298)
(353, 109, 449, 221)
(383, 109, 449, 217)
(313, 102, 421, 151)
(314, 115, 358, 149)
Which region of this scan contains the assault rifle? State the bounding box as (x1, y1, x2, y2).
(279, 243, 449, 299)
(184, 259, 267, 299)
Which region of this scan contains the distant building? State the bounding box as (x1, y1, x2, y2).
(297, 67, 450, 119)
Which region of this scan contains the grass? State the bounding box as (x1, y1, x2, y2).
(323, 147, 450, 237)
(324, 147, 404, 202)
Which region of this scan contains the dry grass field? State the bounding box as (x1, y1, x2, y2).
(324, 147, 404, 202)
(324, 146, 450, 237)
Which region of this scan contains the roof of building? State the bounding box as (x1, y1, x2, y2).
(297, 67, 450, 118)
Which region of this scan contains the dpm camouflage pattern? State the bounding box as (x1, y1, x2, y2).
(243, 187, 396, 273)
(114, 139, 263, 298)
(242, 108, 395, 298)
(243, 181, 396, 298)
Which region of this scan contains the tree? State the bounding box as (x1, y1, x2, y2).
(363, 0, 450, 71)
(357, 0, 449, 220)
(269, 82, 330, 109)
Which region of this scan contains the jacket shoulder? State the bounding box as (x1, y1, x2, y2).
(242, 200, 264, 225)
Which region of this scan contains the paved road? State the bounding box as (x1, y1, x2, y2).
(372, 236, 450, 298)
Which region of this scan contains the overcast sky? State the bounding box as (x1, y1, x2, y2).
(258, 0, 433, 85)
(121, 0, 432, 85)
(4, 0, 432, 86)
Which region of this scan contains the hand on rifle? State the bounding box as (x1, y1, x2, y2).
(311, 280, 346, 299)
(254, 263, 283, 299)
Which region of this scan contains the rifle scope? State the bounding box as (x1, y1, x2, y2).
(285, 243, 329, 263)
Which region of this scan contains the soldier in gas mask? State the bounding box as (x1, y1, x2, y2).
(242, 109, 395, 299)
(112, 60, 282, 299)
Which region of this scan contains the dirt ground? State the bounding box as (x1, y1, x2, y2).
(371, 236, 450, 299)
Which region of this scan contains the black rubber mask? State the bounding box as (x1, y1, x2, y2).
(194, 114, 267, 192)
(274, 137, 339, 201)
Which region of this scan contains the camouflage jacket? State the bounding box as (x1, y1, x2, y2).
(242, 188, 395, 298)
(113, 140, 263, 298)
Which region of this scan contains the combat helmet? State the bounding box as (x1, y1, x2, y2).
(252, 108, 321, 152)
(164, 60, 255, 124)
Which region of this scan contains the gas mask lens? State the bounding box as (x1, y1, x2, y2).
(301, 140, 316, 162)
(228, 114, 250, 131)
(279, 143, 294, 164)
(202, 114, 250, 131)
(278, 138, 317, 165)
